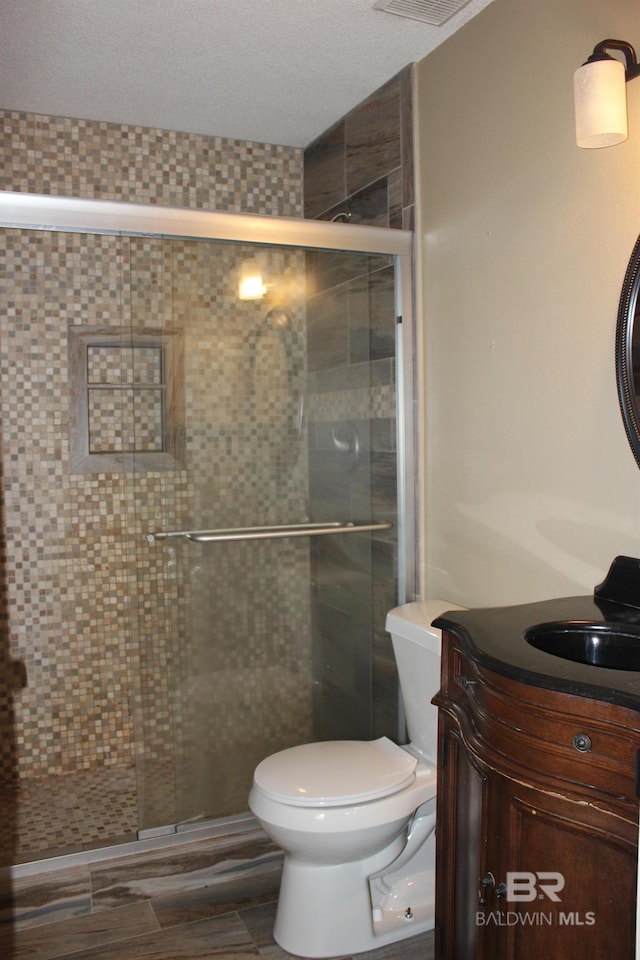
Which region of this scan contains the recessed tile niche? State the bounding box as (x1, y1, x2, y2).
(68, 326, 185, 473)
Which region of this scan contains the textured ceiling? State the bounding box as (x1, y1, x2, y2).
(0, 0, 495, 147)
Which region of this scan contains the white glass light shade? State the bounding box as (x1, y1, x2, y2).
(238, 259, 266, 299)
(574, 57, 628, 148)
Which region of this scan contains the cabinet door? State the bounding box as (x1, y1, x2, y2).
(437, 721, 637, 960)
(480, 772, 637, 959)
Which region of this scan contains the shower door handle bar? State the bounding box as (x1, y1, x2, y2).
(146, 520, 392, 544)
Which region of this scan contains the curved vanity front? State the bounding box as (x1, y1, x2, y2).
(432, 561, 640, 960)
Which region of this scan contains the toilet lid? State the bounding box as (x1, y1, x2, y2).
(253, 737, 417, 806)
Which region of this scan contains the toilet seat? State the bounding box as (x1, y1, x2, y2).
(253, 736, 417, 807)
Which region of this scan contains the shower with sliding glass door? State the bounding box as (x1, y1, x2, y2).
(0, 193, 415, 863)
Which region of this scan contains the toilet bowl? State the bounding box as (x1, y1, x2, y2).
(248, 599, 463, 959)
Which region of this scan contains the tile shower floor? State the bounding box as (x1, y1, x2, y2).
(1, 768, 139, 864)
(1, 818, 436, 960)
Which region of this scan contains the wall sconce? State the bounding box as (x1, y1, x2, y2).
(238, 259, 266, 300)
(574, 39, 640, 148)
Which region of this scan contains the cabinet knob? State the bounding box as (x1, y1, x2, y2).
(573, 733, 592, 753)
(458, 676, 477, 690)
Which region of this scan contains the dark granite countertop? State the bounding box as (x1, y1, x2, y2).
(433, 593, 640, 712)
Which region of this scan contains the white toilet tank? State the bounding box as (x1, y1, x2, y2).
(385, 600, 464, 763)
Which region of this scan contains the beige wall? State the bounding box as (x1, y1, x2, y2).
(416, 0, 640, 606)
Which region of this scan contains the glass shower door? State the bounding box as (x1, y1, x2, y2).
(135, 237, 404, 831)
(0, 192, 414, 850)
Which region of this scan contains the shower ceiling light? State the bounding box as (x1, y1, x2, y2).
(574, 39, 640, 147)
(238, 258, 266, 300)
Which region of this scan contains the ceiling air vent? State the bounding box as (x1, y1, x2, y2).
(373, 0, 474, 26)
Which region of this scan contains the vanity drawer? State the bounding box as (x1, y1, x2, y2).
(440, 635, 640, 807)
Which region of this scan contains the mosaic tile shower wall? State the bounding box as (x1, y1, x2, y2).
(1, 229, 139, 782)
(157, 239, 313, 825)
(0, 110, 302, 216)
(0, 110, 306, 829)
(0, 227, 313, 831)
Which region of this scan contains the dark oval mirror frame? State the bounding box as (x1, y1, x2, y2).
(616, 234, 640, 468)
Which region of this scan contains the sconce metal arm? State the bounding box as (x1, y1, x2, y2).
(588, 39, 640, 82)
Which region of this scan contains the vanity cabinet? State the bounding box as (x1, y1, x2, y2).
(433, 632, 640, 959)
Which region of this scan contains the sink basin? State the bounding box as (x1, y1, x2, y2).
(525, 621, 640, 671)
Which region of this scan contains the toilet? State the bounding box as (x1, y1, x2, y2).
(248, 599, 462, 958)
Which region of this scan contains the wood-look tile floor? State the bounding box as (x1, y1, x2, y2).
(0, 823, 435, 960)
